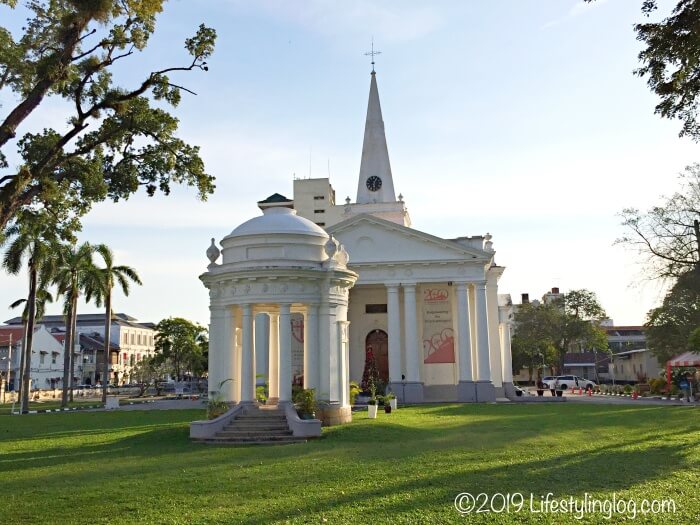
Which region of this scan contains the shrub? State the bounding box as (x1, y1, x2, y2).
(349, 381, 362, 406)
(623, 384, 633, 395)
(293, 388, 316, 418)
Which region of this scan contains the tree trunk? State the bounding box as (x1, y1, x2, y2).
(17, 320, 28, 405)
(69, 294, 78, 402)
(102, 290, 112, 404)
(21, 263, 37, 413)
(61, 296, 74, 407)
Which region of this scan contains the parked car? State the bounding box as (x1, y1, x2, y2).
(541, 376, 557, 389)
(552, 375, 596, 391)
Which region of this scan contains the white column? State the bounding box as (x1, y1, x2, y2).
(456, 283, 473, 381)
(304, 304, 319, 391)
(486, 280, 503, 388)
(240, 304, 256, 402)
(268, 312, 280, 401)
(207, 306, 226, 396)
(338, 319, 350, 407)
(501, 323, 514, 383)
(386, 284, 402, 383)
(279, 304, 292, 402)
(220, 305, 237, 402)
(318, 302, 333, 401)
(474, 282, 491, 382)
(403, 284, 421, 382)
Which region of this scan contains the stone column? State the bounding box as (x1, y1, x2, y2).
(220, 305, 237, 402)
(402, 283, 424, 403)
(473, 282, 495, 401)
(240, 304, 256, 403)
(386, 284, 402, 393)
(486, 279, 504, 395)
(500, 320, 515, 398)
(268, 312, 280, 403)
(207, 305, 226, 399)
(304, 304, 319, 391)
(278, 304, 292, 403)
(456, 282, 476, 402)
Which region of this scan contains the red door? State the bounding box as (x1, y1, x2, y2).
(366, 329, 389, 383)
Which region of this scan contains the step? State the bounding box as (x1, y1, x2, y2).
(196, 437, 306, 446)
(225, 424, 289, 431)
(235, 416, 287, 421)
(215, 430, 293, 439)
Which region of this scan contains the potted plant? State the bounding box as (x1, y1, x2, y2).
(367, 396, 378, 418)
(385, 391, 397, 411)
(293, 388, 316, 419)
(349, 381, 362, 406)
(367, 380, 378, 419)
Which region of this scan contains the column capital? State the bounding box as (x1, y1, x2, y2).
(241, 303, 253, 315)
(279, 303, 292, 314)
(386, 284, 400, 292)
(402, 282, 417, 291)
(473, 280, 487, 289)
(455, 281, 469, 291)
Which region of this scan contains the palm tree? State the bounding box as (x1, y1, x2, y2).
(9, 289, 53, 403)
(92, 245, 142, 403)
(1, 215, 57, 413)
(53, 242, 101, 406)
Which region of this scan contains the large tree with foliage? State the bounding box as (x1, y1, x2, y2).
(551, 289, 609, 371)
(1, 210, 57, 412)
(511, 302, 559, 382)
(53, 241, 101, 406)
(91, 244, 141, 402)
(646, 269, 700, 363)
(153, 317, 207, 381)
(0, 0, 216, 232)
(586, 0, 700, 141)
(619, 164, 700, 280)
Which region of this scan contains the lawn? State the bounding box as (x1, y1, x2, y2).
(0, 404, 698, 524)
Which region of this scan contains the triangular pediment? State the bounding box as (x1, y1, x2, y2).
(327, 214, 491, 265)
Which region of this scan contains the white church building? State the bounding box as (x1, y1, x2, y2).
(202, 67, 515, 426)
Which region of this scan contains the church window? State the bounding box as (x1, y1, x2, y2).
(314, 209, 325, 214)
(365, 304, 388, 314)
(316, 222, 325, 227)
(313, 196, 324, 200)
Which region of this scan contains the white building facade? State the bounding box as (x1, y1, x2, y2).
(203, 67, 515, 424)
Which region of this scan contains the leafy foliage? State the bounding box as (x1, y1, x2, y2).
(618, 164, 700, 279)
(646, 269, 700, 362)
(512, 290, 608, 375)
(153, 317, 207, 380)
(0, 1, 217, 233)
(586, 1, 700, 141)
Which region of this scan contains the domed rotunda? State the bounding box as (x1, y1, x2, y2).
(200, 193, 358, 427)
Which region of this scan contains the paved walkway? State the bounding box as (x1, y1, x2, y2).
(522, 388, 697, 407)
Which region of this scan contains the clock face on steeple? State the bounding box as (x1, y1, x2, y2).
(366, 175, 382, 192)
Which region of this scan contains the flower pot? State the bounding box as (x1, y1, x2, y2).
(555, 390, 563, 397)
(384, 405, 392, 414)
(389, 398, 397, 410)
(536, 389, 544, 397)
(368, 404, 378, 419)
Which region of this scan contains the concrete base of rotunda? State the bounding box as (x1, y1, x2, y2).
(457, 380, 477, 402)
(316, 403, 352, 426)
(474, 381, 496, 402)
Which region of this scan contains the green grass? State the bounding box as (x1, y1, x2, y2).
(0, 404, 698, 524)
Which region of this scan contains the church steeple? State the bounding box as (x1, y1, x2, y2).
(356, 69, 397, 204)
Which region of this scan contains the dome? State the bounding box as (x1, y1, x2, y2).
(220, 205, 329, 269)
(229, 207, 328, 238)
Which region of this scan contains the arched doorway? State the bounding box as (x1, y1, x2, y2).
(365, 329, 389, 385)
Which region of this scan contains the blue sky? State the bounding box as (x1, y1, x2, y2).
(1, 0, 697, 326)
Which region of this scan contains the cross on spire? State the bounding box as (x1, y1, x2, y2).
(364, 38, 381, 73)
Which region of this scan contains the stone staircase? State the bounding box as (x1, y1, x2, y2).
(201, 405, 307, 445)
